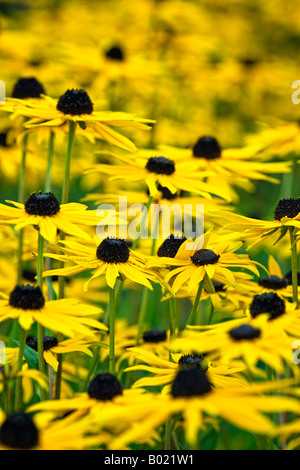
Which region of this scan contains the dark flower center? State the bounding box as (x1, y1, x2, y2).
(192, 136, 222, 160)
(26, 336, 58, 351)
(178, 354, 209, 372)
(105, 45, 125, 61)
(9, 285, 45, 310)
(96, 238, 130, 264)
(249, 292, 286, 320)
(142, 328, 167, 343)
(12, 77, 45, 99)
(56, 88, 94, 115)
(229, 323, 261, 341)
(145, 156, 175, 175)
(87, 373, 123, 401)
(25, 192, 60, 216)
(171, 367, 212, 398)
(284, 270, 300, 286)
(22, 269, 37, 283)
(0, 412, 39, 449)
(258, 275, 288, 290)
(274, 198, 300, 221)
(191, 249, 220, 266)
(0, 133, 10, 148)
(157, 235, 186, 258)
(157, 184, 178, 200)
(211, 280, 226, 292)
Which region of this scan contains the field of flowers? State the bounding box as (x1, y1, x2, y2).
(0, 0, 300, 452)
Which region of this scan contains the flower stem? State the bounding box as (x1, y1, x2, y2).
(108, 286, 116, 374)
(61, 120, 77, 205)
(168, 297, 176, 361)
(16, 130, 29, 285)
(36, 232, 45, 378)
(44, 130, 55, 192)
(186, 279, 204, 326)
(55, 121, 77, 398)
(289, 227, 298, 308)
(15, 326, 26, 411)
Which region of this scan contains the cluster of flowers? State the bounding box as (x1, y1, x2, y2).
(0, 0, 299, 451)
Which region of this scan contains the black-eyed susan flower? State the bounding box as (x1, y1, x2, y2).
(212, 197, 300, 249)
(6, 89, 154, 152)
(172, 313, 295, 377)
(84, 150, 233, 200)
(160, 137, 291, 184)
(148, 232, 264, 295)
(0, 409, 106, 450)
(0, 284, 106, 337)
(124, 347, 246, 390)
(27, 372, 161, 449)
(0, 191, 116, 242)
(110, 370, 300, 450)
(247, 292, 300, 339)
(25, 334, 98, 372)
(43, 237, 163, 291)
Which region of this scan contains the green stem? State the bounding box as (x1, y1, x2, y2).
(168, 297, 176, 361)
(289, 227, 298, 308)
(108, 287, 116, 374)
(16, 131, 29, 285)
(36, 233, 46, 400)
(44, 130, 55, 192)
(186, 279, 204, 326)
(58, 121, 77, 301)
(15, 326, 27, 411)
(136, 287, 150, 345)
(61, 120, 77, 205)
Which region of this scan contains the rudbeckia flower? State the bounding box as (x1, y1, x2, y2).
(110, 370, 299, 450)
(25, 334, 98, 372)
(0, 409, 106, 450)
(172, 312, 296, 377)
(148, 232, 264, 294)
(27, 372, 160, 449)
(42, 237, 164, 291)
(0, 284, 106, 337)
(160, 137, 291, 183)
(124, 347, 246, 390)
(4, 89, 155, 152)
(212, 197, 300, 245)
(0, 191, 117, 242)
(84, 150, 233, 200)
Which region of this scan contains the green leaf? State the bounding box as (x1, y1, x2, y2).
(23, 345, 39, 369)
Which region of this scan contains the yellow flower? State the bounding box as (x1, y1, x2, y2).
(84, 149, 233, 200)
(124, 347, 247, 390)
(0, 285, 106, 337)
(4, 89, 155, 152)
(110, 373, 299, 450)
(25, 334, 98, 372)
(172, 313, 296, 376)
(0, 409, 106, 450)
(43, 237, 165, 291)
(148, 232, 264, 294)
(0, 192, 114, 242)
(212, 197, 300, 246)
